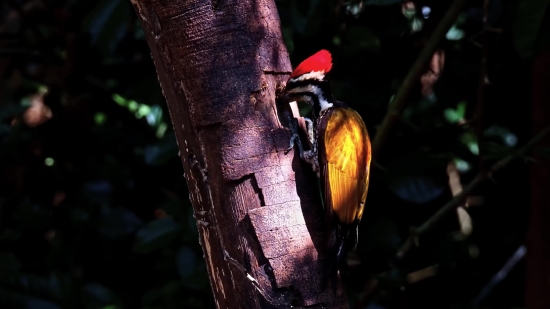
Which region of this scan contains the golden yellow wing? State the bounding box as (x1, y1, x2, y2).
(319, 107, 371, 225)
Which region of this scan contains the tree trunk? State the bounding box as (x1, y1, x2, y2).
(130, 0, 348, 308)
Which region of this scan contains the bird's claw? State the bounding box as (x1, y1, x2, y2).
(303, 118, 313, 144)
(285, 134, 299, 154)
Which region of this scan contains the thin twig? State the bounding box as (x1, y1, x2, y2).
(489, 126, 550, 175)
(471, 245, 526, 305)
(397, 174, 485, 258)
(397, 126, 550, 259)
(467, 27, 502, 48)
(371, 0, 469, 161)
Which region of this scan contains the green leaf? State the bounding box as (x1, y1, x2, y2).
(385, 151, 448, 204)
(94, 112, 107, 125)
(112, 94, 127, 106)
(454, 158, 471, 173)
(484, 125, 518, 147)
(446, 25, 465, 41)
(460, 131, 479, 155)
(444, 109, 461, 123)
(444, 102, 466, 124)
(456, 101, 466, 118)
(411, 17, 424, 32)
(133, 217, 183, 254)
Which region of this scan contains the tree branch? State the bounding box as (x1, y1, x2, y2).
(397, 126, 550, 258)
(356, 126, 550, 309)
(371, 0, 469, 161)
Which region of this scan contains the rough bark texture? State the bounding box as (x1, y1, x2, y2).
(525, 51, 550, 309)
(130, 0, 348, 308)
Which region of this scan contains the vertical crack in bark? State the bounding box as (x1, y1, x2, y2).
(250, 175, 266, 206)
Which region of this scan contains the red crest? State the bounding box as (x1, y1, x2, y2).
(290, 49, 333, 78)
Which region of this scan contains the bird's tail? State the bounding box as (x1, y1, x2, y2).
(322, 225, 348, 295)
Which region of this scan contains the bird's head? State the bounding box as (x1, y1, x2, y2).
(281, 49, 335, 114)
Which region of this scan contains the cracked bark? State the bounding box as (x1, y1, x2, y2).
(130, 0, 348, 308)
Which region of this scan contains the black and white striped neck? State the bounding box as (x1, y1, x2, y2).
(285, 79, 335, 114)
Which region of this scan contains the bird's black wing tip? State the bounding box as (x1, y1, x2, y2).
(321, 234, 345, 294)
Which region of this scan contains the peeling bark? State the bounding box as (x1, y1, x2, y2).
(130, 0, 348, 308)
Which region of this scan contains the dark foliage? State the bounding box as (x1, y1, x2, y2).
(0, 0, 547, 308)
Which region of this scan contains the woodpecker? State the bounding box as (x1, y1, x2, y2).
(279, 50, 371, 291)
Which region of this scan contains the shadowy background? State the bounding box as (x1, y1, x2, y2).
(0, 0, 546, 308)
